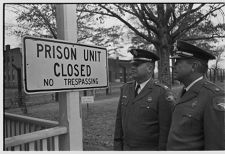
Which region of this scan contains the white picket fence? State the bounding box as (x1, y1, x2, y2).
(4, 112, 67, 151)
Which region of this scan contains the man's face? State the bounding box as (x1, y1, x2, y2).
(173, 59, 193, 82)
(130, 61, 152, 81)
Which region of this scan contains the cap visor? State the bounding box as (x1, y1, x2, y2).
(170, 55, 194, 59)
(133, 58, 153, 62)
(170, 55, 182, 59)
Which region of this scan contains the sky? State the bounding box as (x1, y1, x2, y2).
(3, 3, 225, 68)
(4, 5, 23, 48)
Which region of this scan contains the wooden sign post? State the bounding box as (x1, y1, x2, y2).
(56, 4, 82, 150)
(22, 4, 108, 151)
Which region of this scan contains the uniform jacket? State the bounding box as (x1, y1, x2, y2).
(114, 79, 174, 150)
(167, 78, 225, 150)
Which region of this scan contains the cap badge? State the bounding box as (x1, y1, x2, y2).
(133, 49, 138, 56)
(166, 95, 175, 102)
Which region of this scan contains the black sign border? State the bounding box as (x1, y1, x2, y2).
(23, 36, 109, 94)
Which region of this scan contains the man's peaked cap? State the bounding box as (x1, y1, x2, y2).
(129, 49, 160, 62)
(171, 40, 215, 60)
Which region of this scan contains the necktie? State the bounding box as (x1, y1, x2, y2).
(135, 84, 140, 97)
(181, 88, 186, 96)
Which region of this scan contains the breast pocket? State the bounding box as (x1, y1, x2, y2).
(139, 100, 158, 120)
(181, 111, 202, 134)
(140, 101, 157, 112)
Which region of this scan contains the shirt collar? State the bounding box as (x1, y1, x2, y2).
(185, 76, 203, 91)
(136, 78, 151, 91)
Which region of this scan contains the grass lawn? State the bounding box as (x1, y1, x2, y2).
(5, 81, 225, 150)
(6, 91, 120, 150)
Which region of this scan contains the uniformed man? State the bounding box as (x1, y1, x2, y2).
(113, 49, 175, 150)
(167, 40, 225, 150)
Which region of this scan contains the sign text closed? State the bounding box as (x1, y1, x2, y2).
(23, 36, 108, 93)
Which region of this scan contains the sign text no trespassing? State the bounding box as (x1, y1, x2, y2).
(23, 36, 108, 93)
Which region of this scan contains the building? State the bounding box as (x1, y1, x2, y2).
(108, 58, 132, 83)
(4, 45, 22, 88)
(3, 45, 133, 108)
(4, 45, 133, 88)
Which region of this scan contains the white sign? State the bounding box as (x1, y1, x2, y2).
(81, 96, 94, 104)
(23, 36, 108, 93)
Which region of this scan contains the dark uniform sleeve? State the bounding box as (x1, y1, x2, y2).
(157, 87, 175, 150)
(113, 87, 124, 150)
(204, 90, 225, 150)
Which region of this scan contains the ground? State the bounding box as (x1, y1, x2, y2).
(6, 84, 121, 151)
(5, 81, 225, 150)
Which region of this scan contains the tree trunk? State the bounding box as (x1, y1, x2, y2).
(171, 58, 175, 85)
(156, 29, 172, 87)
(157, 46, 171, 87)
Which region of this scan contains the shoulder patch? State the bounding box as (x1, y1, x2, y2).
(166, 94, 175, 102)
(213, 95, 225, 111)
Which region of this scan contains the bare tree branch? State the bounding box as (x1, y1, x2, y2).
(99, 4, 157, 44)
(113, 4, 136, 16)
(76, 5, 114, 17)
(157, 4, 165, 26)
(165, 4, 174, 24)
(33, 6, 57, 38)
(130, 4, 156, 37)
(135, 5, 153, 38)
(183, 35, 225, 41)
(170, 4, 177, 26)
(169, 4, 205, 31)
(172, 4, 225, 40)
(140, 5, 159, 36)
(143, 4, 159, 26)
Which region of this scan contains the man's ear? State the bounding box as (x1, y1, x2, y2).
(192, 61, 200, 72)
(146, 63, 153, 74)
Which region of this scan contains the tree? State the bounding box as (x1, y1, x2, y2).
(79, 4, 225, 86)
(5, 4, 122, 44)
(211, 45, 225, 81)
(6, 4, 57, 38)
(212, 45, 225, 69)
(6, 4, 225, 86)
